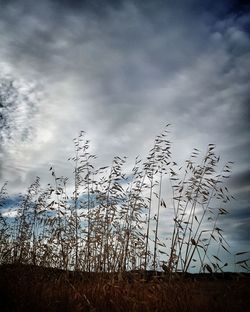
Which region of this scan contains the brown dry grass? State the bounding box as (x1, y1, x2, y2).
(0, 264, 249, 312)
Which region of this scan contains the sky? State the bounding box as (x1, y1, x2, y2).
(0, 0, 250, 269)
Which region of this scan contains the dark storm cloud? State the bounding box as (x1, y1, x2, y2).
(45, 0, 250, 18)
(229, 170, 250, 190)
(0, 0, 249, 160)
(1, 0, 215, 138)
(233, 217, 250, 242)
(221, 205, 250, 242)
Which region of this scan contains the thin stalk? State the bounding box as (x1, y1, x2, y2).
(153, 170, 163, 271)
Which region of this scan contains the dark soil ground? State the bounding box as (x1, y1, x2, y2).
(0, 264, 249, 312)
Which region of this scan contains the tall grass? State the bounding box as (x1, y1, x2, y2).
(0, 127, 249, 273)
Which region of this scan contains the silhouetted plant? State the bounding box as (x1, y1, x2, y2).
(0, 127, 248, 274)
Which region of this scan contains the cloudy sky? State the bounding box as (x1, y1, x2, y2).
(0, 0, 250, 267)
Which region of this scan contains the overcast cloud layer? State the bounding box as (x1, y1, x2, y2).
(0, 0, 250, 263)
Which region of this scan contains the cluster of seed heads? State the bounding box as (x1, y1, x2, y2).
(0, 126, 249, 273)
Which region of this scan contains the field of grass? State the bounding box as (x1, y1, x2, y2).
(1, 127, 249, 311)
(1, 263, 249, 312)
